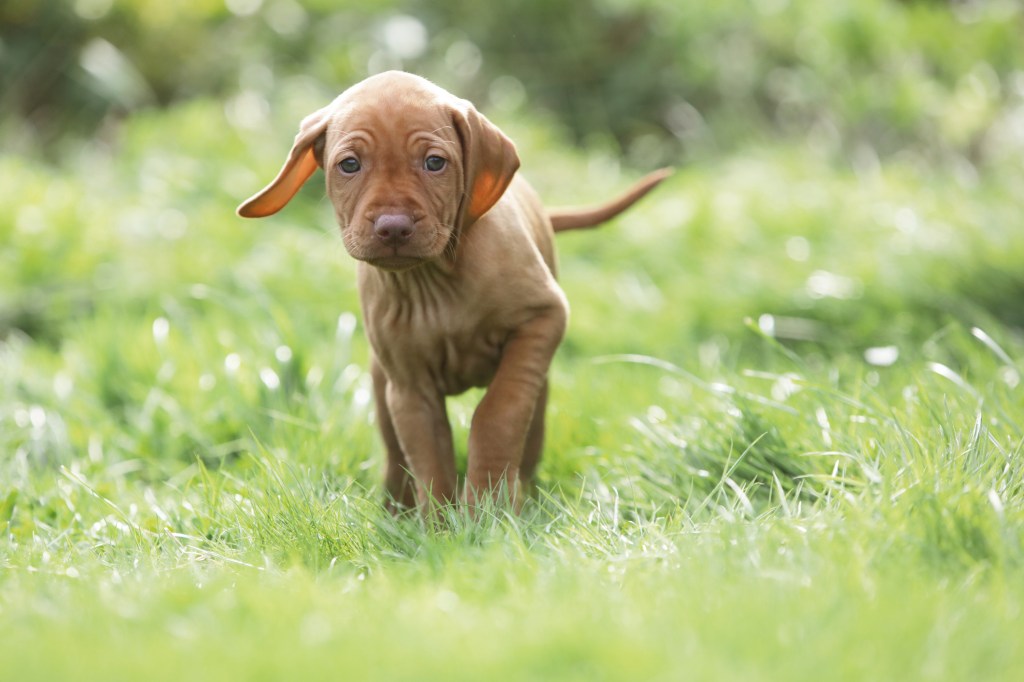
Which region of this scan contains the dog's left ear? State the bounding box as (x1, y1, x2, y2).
(451, 102, 520, 229)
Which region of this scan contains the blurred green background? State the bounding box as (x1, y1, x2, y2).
(2, 0, 1024, 474)
(4, 3, 1024, 681)
(3, 0, 1024, 348)
(5, 0, 1023, 166)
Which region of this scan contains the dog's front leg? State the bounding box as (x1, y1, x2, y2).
(371, 358, 418, 512)
(384, 382, 458, 511)
(465, 311, 566, 509)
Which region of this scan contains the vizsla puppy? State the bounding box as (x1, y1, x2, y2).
(238, 71, 669, 512)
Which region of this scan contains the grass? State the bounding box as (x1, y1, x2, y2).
(3, 91, 1024, 681)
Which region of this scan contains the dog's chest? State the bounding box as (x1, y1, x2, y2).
(434, 325, 506, 394)
(361, 280, 510, 395)
(373, 314, 507, 394)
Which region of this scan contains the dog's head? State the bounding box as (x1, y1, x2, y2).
(237, 71, 520, 271)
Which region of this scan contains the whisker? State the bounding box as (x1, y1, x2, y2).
(439, 223, 459, 263)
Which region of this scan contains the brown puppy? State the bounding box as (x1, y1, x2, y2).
(238, 71, 669, 512)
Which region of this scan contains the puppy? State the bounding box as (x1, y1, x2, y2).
(238, 71, 669, 512)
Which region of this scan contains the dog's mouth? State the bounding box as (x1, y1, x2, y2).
(363, 255, 427, 272)
(345, 229, 451, 272)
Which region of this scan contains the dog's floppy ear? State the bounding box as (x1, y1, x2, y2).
(236, 107, 332, 218)
(451, 101, 520, 229)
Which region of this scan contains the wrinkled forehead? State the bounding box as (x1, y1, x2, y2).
(325, 73, 463, 141)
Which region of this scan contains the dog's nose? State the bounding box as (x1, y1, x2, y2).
(373, 214, 415, 245)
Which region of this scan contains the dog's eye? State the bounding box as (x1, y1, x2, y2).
(338, 157, 361, 174)
(424, 155, 446, 172)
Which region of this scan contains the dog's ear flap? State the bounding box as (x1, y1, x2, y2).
(236, 108, 331, 218)
(452, 103, 520, 228)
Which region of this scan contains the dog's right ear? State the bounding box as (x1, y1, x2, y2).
(236, 108, 331, 218)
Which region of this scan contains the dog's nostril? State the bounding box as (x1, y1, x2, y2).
(374, 214, 415, 242)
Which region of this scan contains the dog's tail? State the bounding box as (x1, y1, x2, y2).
(548, 167, 673, 232)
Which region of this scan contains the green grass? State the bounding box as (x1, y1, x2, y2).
(3, 93, 1024, 681)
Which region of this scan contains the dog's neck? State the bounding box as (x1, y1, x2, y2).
(358, 258, 461, 300)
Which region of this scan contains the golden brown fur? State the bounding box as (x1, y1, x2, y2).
(238, 71, 668, 512)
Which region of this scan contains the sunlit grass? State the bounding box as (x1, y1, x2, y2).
(3, 95, 1024, 680)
